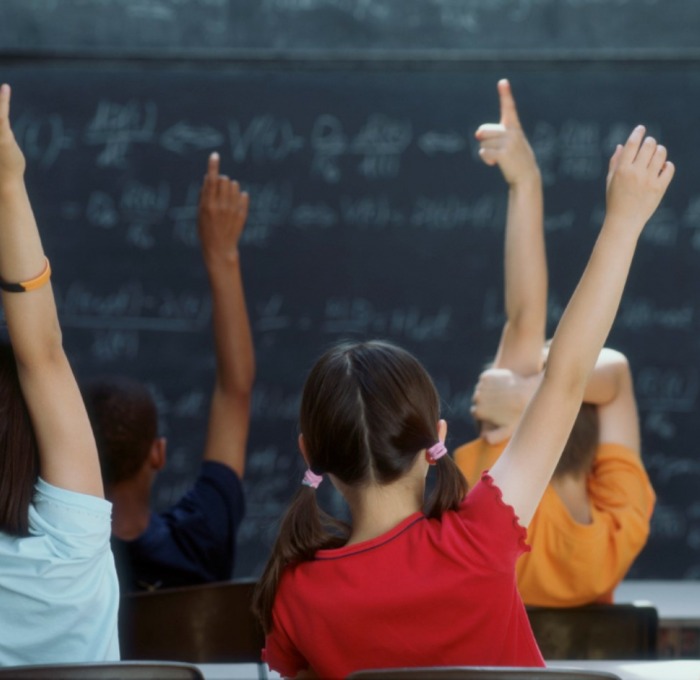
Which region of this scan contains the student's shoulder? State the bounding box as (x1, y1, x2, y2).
(31, 478, 112, 525)
(589, 442, 655, 517)
(442, 473, 530, 568)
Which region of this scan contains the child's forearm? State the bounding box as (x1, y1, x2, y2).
(545, 224, 638, 398)
(495, 171, 546, 375)
(478, 80, 547, 377)
(207, 258, 255, 398)
(0, 105, 62, 367)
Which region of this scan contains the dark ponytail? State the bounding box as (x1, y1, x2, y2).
(253, 486, 348, 633)
(426, 454, 469, 519)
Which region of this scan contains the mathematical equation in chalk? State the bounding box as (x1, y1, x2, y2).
(15, 99, 664, 187)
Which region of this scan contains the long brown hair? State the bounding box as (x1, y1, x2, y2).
(253, 340, 468, 633)
(0, 342, 39, 536)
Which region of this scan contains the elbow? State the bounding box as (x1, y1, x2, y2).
(236, 358, 256, 397)
(218, 365, 255, 402)
(597, 347, 633, 395)
(598, 347, 630, 373)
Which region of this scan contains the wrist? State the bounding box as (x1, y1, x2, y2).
(598, 215, 643, 245)
(205, 250, 241, 277)
(508, 168, 542, 191)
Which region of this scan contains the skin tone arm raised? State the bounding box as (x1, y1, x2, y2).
(0, 84, 103, 497)
(490, 126, 674, 526)
(477, 79, 547, 377)
(198, 153, 255, 478)
(472, 347, 641, 453)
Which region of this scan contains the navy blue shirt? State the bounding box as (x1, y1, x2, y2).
(112, 461, 245, 592)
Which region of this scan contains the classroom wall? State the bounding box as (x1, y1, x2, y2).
(1, 0, 699, 579)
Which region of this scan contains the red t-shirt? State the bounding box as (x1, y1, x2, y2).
(263, 474, 544, 678)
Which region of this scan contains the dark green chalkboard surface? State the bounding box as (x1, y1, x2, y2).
(2, 9, 700, 580)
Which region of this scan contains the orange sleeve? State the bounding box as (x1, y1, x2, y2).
(454, 438, 508, 490)
(516, 443, 655, 607)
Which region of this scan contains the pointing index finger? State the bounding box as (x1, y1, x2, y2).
(207, 151, 220, 179)
(0, 84, 11, 125)
(498, 79, 521, 129)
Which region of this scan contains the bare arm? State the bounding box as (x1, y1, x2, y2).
(472, 347, 640, 452)
(490, 127, 673, 526)
(0, 84, 102, 496)
(592, 349, 640, 454)
(199, 153, 255, 478)
(477, 79, 546, 376)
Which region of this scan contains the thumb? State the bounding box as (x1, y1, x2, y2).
(498, 79, 520, 129)
(606, 144, 623, 186)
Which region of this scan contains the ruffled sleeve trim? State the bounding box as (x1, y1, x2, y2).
(480, 471, 531, 555)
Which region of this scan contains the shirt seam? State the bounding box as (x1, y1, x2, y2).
(315, 515, 426, 561)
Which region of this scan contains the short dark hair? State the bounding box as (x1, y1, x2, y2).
(0, 342, 39, 537)
(554, 403, 599, 478)
(81, 376, 158, 486)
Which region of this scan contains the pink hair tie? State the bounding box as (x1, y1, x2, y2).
(427, 442, 447, 463)
(302, 469, 323, 489)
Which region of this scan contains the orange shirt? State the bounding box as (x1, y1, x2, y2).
(454, 439, 655, 607)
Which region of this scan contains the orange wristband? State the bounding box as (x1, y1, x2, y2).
(0, 257, 52, 293)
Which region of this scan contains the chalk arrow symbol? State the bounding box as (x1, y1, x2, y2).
(160, 123, 225, 154)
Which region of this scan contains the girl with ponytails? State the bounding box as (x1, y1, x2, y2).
(253, 114, 674, 676)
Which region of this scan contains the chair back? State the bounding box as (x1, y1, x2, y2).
(347, 667, 621, 679)
(119, 579, 264, 663)
(526, 603, 658, 660)
(0, 661, 204, 679)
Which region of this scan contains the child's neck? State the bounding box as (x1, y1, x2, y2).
(343, 474, 425, 546)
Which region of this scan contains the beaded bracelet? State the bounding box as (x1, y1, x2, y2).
(0, 257, 52, 293)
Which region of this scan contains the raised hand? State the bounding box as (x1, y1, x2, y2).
(196, 152, 255, 479)
(0, 84, 26, 187)
(198, 152, 250, 268)
(605, 126, 675, 232)
(474, 79, 538, 186)
(472, 368, 541, 445)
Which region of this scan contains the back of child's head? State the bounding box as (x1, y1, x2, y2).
(0, 342, 39, 537)
(301, 340, 442, 486)
(553, 403, 599, 479)
(81, 376, 158, 487)
(253, 340, 468, 632)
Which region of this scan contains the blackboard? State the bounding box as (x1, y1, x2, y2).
(1, 60, 699, 581)
(2, 0, 700, 58)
